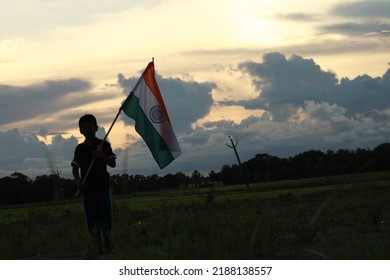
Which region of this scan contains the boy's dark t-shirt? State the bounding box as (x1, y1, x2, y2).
(72, 137, 115, 192)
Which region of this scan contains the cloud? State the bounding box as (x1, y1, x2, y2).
(335, 71, 390, 114)
(231, 52, 390, 122)
(0, 128, 77, 178)
(204, 52, 390, 162)
(270, 1, 390, 41)
(320, 22, 390, 37)
(117, 72, 215, 133)
(274, 2, 390, 38)
(331, 1, 390, 19)
(197, 101, 390, 161)
(229, 52, 337, 120)
(182, 38, 385, 60)
(37, 126, 50, 137)
(318, 1, 390, 37)
(0, 0, 162, 38)
(0, 79, 94, 126)
(275, 13, 318, 22)
(0, 78, 120, 133)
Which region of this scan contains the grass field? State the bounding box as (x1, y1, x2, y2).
(1, 171, 390, 259)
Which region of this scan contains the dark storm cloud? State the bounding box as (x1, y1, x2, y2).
(231, 52, 390, 121)
(117, 72, 215, 133)
(205, 52, 390, 163)
(231, 52, 337, 120)
(0, 78, 109, 126)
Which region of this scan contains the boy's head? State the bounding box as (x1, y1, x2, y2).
(79, 114, 98, 129)
(78, 114, 98, 140)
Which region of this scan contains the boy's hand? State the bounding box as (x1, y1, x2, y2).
(75, 178, 83, 187)
(74, 178, 85, 198)
(92, 145, 116, 168)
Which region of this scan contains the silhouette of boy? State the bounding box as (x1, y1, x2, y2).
(71, 114, 116, 254)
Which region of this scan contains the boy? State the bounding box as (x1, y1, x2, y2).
(71, 114, 116, 254)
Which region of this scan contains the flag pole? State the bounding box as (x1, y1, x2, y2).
(75, 107, 122, 197)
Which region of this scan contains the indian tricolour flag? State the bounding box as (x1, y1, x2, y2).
(121, 61, 181, 169)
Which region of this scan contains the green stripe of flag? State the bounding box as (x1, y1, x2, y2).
(122, 93, 175, 169)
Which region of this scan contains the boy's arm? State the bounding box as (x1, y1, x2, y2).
(106, 156, 116, 168)
(72, 166, 83, 187)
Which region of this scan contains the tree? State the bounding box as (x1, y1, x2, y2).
(208, 170, 221, 182)
(190, 170, 202, 187)
(221, 164, 242, 185)
(0, 173, 32, 205)
(373, 143, 390, 170)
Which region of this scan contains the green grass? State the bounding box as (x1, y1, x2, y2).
(1, 171, 390, 259)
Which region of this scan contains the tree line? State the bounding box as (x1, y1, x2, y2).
(1, 143, 390, 206)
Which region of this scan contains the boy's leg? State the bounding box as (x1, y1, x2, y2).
(98, 187, 114, 253)
(83, 192, 102, 252)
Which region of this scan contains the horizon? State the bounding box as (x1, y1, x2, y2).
(2, 140, 388, 180)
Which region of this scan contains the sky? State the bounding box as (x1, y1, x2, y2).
(1, 0, 390, 179)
